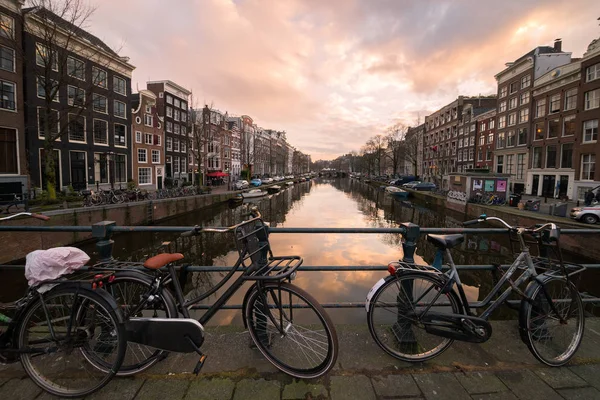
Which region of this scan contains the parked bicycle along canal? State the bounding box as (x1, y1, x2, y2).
(1, 178, 596, 325)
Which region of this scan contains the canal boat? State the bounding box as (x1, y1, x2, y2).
(267, 185, 281, 194)
(385, 186, 409, 200)
(286, 181, 294, 186)
(242, 189, 267, 199)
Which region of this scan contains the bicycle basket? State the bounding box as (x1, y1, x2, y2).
(234, 218, 271, 270)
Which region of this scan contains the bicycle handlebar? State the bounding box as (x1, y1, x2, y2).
(181, 207, 262, 237)
(463, 214, 558, 234)
(0, 212, 50, 222)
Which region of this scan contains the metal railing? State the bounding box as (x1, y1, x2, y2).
(1, 220, 600, 310)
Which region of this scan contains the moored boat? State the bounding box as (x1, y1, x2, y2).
(267, 185, 281, 194)
(384, 186, 409, 200)
(286, 181, 294, 186)
(242, 189, 267, 198)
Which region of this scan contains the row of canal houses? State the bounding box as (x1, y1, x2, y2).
(0, 0, 309, 196)
(416, 36, 600, 201)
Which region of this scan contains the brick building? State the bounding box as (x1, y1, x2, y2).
(131, 90, 164, 190)
(474, 109, 497, 170)
(458, 102, 497, 173)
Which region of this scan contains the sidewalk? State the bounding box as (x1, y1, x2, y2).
(2, 319, 600, 399)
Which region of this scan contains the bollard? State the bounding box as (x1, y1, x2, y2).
(400, 222, 420, 263)
(92, 221, 116, 262)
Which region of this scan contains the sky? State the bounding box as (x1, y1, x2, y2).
(87, 0, 600, 160)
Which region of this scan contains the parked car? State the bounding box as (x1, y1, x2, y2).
(413, 182, 436, 191)
(285, 175, 294, 180)
(234, 180, 249, 190)
(570, 206, 600, 224)
(402, 181, 422, 189)
(262, 177, 274, 184)
(250, 178, 262, 187)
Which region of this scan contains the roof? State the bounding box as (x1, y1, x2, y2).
(146, 80, 192, 96)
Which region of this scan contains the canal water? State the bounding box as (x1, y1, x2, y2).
(1, 179, 595, 325)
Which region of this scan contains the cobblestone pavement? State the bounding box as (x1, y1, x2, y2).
(2, 320, 600, 399)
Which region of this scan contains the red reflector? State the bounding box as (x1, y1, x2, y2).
(387, 264, 396, 275)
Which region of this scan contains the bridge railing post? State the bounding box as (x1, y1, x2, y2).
(400, 222, 420, 263)
(92, 221, 116, 262)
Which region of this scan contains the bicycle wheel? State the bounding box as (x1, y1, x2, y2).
(367, 273, 463, 362)
(244, 282, 338, 379)
(18, 284, 125, 398)
(84, 270, 178, 376)
(519, 275, 584, 366)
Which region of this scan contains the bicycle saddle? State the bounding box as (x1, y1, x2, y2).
(143, 253, 184, 269)
(426, 234, 464, 250)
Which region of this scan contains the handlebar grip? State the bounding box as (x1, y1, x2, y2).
(31, 213, 50, 221)
(463, 219, 480, 226)
(181, 226, 199, 237)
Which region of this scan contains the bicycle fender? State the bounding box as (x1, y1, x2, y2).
(241, 282, 259, 329)
(365, 276, 393, 312)
(517, 273, 563, 344)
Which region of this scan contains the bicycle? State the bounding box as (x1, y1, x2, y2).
(0, 212, 126, 397)
(366, 214, 585, 367)
(91, 207, 338, 378)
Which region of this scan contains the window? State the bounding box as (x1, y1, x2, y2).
(498, 115, 506, 129)
(480, 122, 487, 131)
(166, 107, 173, 118)
(0, 79, 16, 110)
(0, 45, 14, 72)
(506, 154, 514, 175)
(549, 94, 561, 114)
(155, 135, 161, 146)
(93, 119, 108, 145)
(520, 91, 530, 105)
(181, 141, 186, 152)
(546, 146, 557, 168)
(181, 101, 187, 110)
(67, 57, 85, 80)
(499, 101, 507, 112)
(137, 167, 151, 184)
(35, 43, 57, 71)
(67, 86, 85, 107)
(547, 119, 559, 139)
(135, 131, 142, 143)
(509, 97, 517, 110)
(166, 95, 173, 105)
(138, 148, 147, 163)
(113, 76, 126, 95)
(458, 138, 463, 148)
(115, 154, 126, 183)
(174, 124, 180, 135)
(37, 108, 59, 139)
(92, 67, 107, 88)
(487, 133, 493, 144)
(173, 156, 179, 173)
(517, 154, 525, 179)
(507, 131, 515, 147)
(583, 120, 598, 143)
(496, 155, 504, 173)
(114, 124, 126, 147)
(92, 93, 107, 113)
(181, 158, 186, 174)
(500, 86, 507, 98)
(535, 122, 545, 140)
(174, 109, 180, 121)
(174, 98, 180, 108)
(564, 88, 577, 110)
(563, 115, 575, 136)
(458, 151, 463, 161)
(0, 12, 14, 39)
(94, 153, 108, 183)
(182, 126, 187, 135)
(497, 132, 505, 148)
(509, 82, 518, 94)
(581, 154, 596, 180)
(584, 89, 600, 110)
(166, 121, 172, 133)
(144, 133, 152, 145)
(469, 148, 474, 160)
(477, 149, 483, 161)
(479, 135, 485, 146)
(489, 119, 495, 129)
(36, 77, 58, 102)
(114, 100, 126, 118)
(486, 148, 492, 161)
(152, 149, 160, 163)
(68, 114, 86, 142)
(586, 63, 600, 82)
(517, 127, 527, 146)
(521, 75, 531, 88)
(536, 98, 546, 117)
(519, 108, 529, 123)
(561, 143, 573, 169)
(166, 136, 172, 151)
(532, 147, 542, 168)
(144, 114, 153, 126)
(508, 113, 516, 126)
(174, 138, 179, 152)
(181, 112, 187, 123)
(470, 124, 475, 132)
(0, 128, 17, 173)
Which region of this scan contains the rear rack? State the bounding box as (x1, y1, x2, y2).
(531, 257, 586, 278)
(92, 260, 145, 270)
(390, 261, 443, 275)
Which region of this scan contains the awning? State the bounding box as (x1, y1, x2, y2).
(206, 172, 229, 177)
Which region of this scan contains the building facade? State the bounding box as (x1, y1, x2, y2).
(146, 80, 190, 185)
(131, 90, 164, 190)
(405, 124, 424, 178)
(24, 6, 134, 191)
(474, 109, 497, 171)
(0, 0, 27, 195)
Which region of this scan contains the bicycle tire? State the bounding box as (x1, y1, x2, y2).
(244, 282, 338, 379)
(519, 275, 584, 366)
(367, 272, 463, 362)
(84, 270, 178, 376)
(17, 284, 126, 398)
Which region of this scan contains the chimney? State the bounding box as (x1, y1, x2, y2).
(554, 38, 562, 52)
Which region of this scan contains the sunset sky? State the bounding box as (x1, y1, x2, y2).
(89, 0, 600, 160)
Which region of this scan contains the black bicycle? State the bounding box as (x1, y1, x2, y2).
(0, 213, 126, 398)
(92, 208, 338, 379)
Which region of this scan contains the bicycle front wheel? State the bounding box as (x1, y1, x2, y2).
(520, 276, 584, 366)
(367, 273, 463, 362)
(18, 285, 125, 398)
(244, 282, 338, 379)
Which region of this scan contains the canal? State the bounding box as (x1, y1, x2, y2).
(1, 178, 596, 325)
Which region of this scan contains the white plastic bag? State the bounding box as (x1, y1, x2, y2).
(25, 247, 90, 287)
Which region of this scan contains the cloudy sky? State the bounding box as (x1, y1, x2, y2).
(88, 0, 599, 160)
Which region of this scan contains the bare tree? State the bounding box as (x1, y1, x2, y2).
(365, 134, 386, 176)
(385, 123, 409, 176)
(404, 132, 421, 177)
(240, 121, 255, 180)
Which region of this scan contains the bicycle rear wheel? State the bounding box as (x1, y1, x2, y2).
(520, 276, 584, 366)
(18, 285, 125, 398)
(244, 282, 338, 379)
(367, 273, 463, 362)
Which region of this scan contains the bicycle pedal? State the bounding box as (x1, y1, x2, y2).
(193, 354, 207, 375)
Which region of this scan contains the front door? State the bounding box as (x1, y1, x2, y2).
(70, 151, 86, 190)
(158, 176, 163, 190)
(541, 175, 555, 198)
(559, 175, 569, 198)
(531, 175, 539, 195)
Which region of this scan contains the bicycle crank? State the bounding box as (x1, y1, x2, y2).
(422, 312, 492, 343)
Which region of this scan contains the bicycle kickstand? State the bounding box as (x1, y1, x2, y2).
(185, 335, 208, 375)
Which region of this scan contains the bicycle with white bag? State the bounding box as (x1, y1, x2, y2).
(0, 213, 126, 398)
